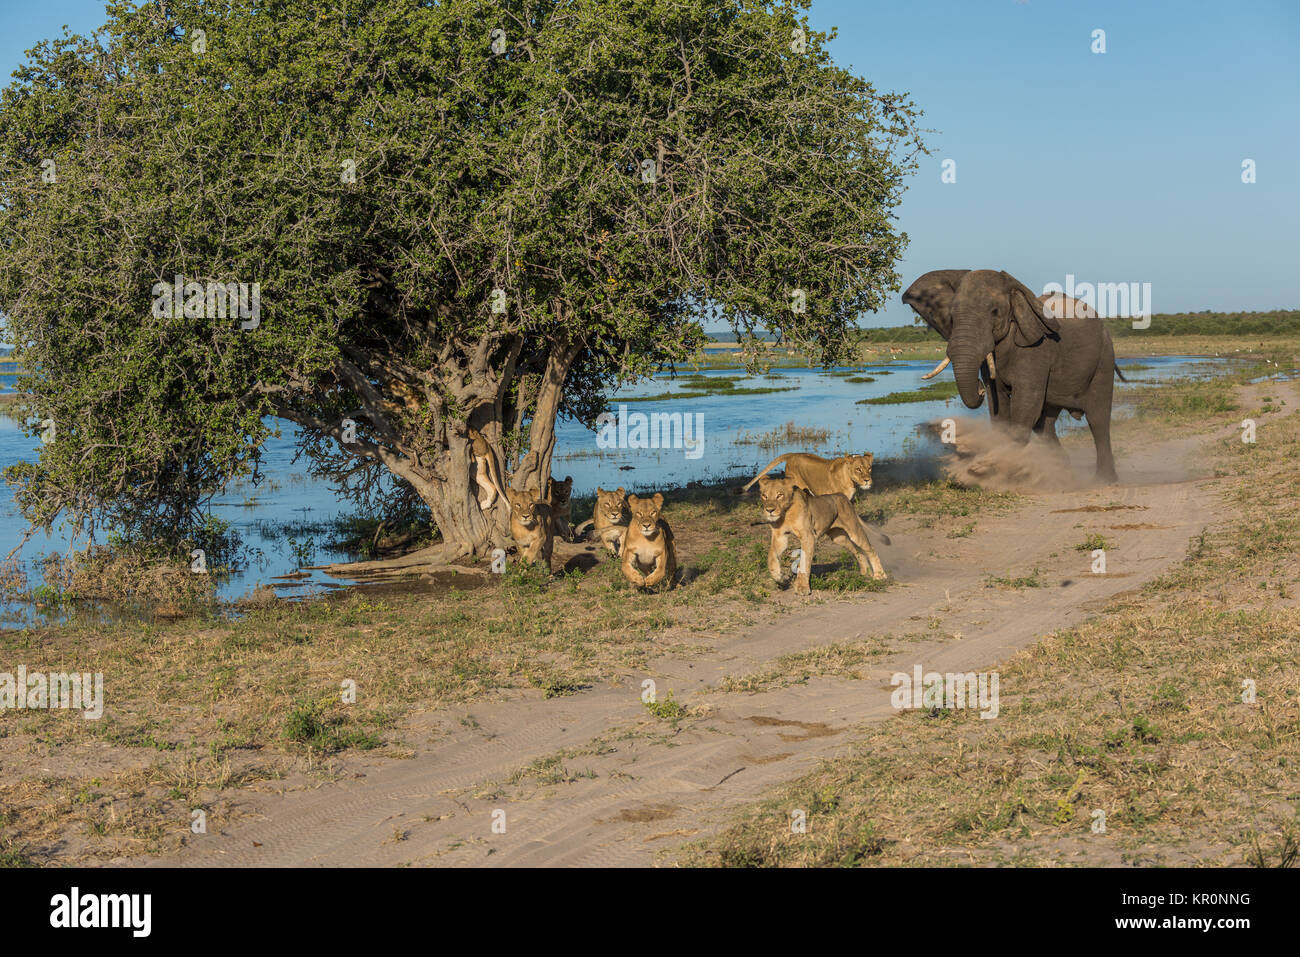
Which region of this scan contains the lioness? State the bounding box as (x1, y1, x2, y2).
(506, 487, 553, 572)
(546, 475, 574, 542)
(573, 486, 629, 555)
(620, 493, 676, 590)
(758, 477, 886, 595)
(742, 452, 875, 501)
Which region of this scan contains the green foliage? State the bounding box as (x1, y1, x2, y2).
(1075, 533, 1110, 552)
(0, 0, 925, 547)
(0, 831, 34, 868)
(282, 698, 383, 752)
(984, 568, 1044, 590)
(644, 689, 688, 722)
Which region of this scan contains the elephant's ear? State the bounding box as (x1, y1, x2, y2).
(1003, 273, 1060, 347)
(902, 269, 969, 339)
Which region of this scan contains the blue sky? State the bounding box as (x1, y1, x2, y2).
(2, 0, 1297, 326)
(817, 0, 1300, 323)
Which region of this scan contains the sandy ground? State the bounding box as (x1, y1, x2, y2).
(125, 387, 1288, 868)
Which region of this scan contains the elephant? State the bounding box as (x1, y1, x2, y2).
(902, 268, 1120, 483)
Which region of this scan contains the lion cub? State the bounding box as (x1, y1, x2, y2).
(507, 487, 553, 572)
(574, 486, 629, 555)
(468, 427, 506, 509)
(620, 493, 677, 590)
(758, 477, 886, 596)
(546, 475, 574, 542)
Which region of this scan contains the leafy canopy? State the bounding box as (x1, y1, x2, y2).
(0, 0, 925, 540)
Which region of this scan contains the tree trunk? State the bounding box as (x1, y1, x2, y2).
(282, 333, 581, 565)
(511, 337, 582, 493)
(415, 426, 510, 561)
(408, 339, 580, 560)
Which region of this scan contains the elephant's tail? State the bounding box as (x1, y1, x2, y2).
(1114, 364, 1128, 382)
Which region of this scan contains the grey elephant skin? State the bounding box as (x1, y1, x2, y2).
(902, 268, 1119, 484)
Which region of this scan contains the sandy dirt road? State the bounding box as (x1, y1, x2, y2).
(135, 392, 1280, 868)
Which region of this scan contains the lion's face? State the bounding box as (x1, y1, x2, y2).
(596, 486, 628, 524)
(847, 453, 874, 492)
(507, 488, 543, 529)
(758, 478, 797, 524)
(548, 475, 573, 511)
(627, 493, 665, 538)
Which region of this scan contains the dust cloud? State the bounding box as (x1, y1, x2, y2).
(912, 418, 1084, 492)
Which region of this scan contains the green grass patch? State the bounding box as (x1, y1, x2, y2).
(984, 568, 1044, 589)
(622, 385, 797, 402)
(857, 380, 960, 405)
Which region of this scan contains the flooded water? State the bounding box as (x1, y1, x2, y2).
(0, 352, 1231, 623)
(551, 353, 1230, 491)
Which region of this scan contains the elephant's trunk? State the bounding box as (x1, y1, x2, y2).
(948, 328, 989, 410)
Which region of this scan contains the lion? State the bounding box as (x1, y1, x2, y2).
(506, 487, 553, 572)
(757, 477, 886, 595)
(545, 475, 574, 542)
(573, 486, 629, 555)
(620, 492, 676, 590)
(468, 427, 506, 510)
(741, 452, 875, 501)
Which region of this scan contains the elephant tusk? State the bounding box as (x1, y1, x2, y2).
(921, 356, 951, 380)
(985, 351, 997, 380)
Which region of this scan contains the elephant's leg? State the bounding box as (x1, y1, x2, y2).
(1033, 404, 1062, 446)
(987, 379, 1012, 430)
(1088, 411, 1119, 484)
(1006, 383, 1043, 445)
(1085, 359, 1119, 483)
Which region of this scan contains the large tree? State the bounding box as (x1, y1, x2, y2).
(0, 0, 925, 561)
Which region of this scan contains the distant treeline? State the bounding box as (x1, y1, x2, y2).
(1104, 310, 1300, 337)
(855, 326, 941, 342)
(857, 310, 1300, 341)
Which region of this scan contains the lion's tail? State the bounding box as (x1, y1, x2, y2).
(573, 518, 594, 538)
(737, 453, 796, 495)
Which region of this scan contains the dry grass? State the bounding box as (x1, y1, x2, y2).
(717, 638, 895, 694)
(0, 471, 1014, 862)
(735, 421, 833, 449)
